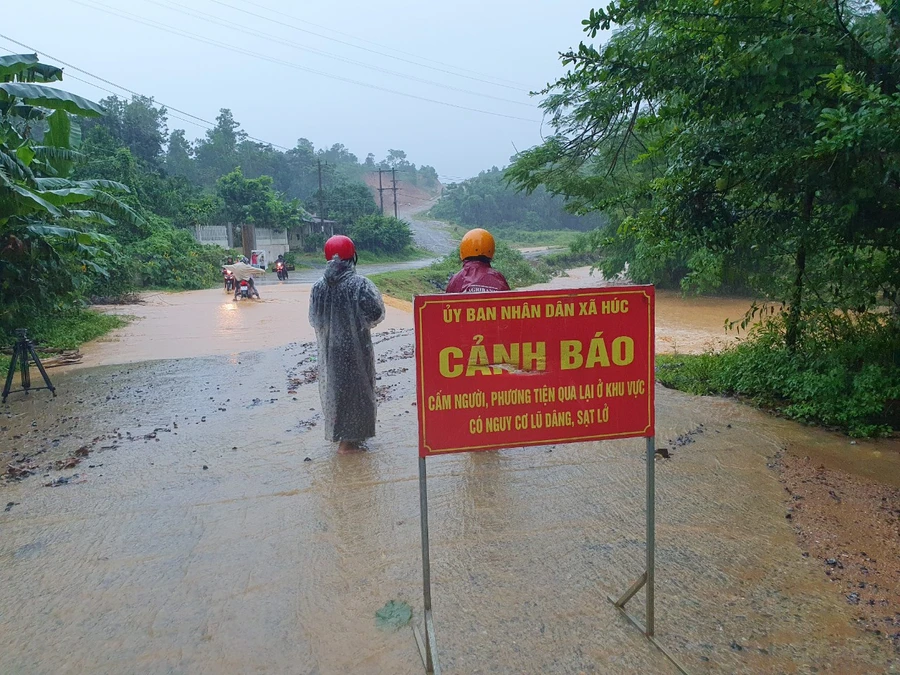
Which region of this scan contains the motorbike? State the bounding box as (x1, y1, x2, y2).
(237, 279, 251, 300)
(275, 260, 288, 281)
(223, 268, 235, 292)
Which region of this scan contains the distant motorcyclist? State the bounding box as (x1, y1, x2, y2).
(309, 235, 385, 454)
(446, 228, 510, 293)
(275, 254, 289, 280)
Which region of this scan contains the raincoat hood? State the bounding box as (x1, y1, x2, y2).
(323, 257, 355, 286)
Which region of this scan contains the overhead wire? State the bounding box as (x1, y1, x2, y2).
(62, 72, 213, 132)
(1, 39, 479, 180)
(136, 0, 533, 108)
(207, 0, 530, 90)
(66, 0, 541, 123)
(0, 33, 292, 149)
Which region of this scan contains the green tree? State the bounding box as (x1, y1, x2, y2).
(349, 215, 412, 253)
(216, 167, 300, 231)
(194, 108, 246, 186)
(80, 95, 168, 166)
(433, 167, 602, 232)
(1, 54, 144, 332)
(165, 129, 194, 180)
(508, 0, 900, 345)
(321, 181, 378, 224)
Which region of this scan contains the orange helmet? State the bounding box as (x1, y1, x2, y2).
(459, 228, 495, 261)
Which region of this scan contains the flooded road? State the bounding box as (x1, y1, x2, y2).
(75, 269, 754, 370)
(258, 258, 440, 286)
(1, 274, 898, 674)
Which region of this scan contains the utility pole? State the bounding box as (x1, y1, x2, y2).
(318, 159, 324, 233)
(391, 167, 399, 219)
(377, 168, 385, 215)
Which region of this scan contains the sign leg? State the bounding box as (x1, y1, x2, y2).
(417, 456, 438, 674)
(646, 436, 655, 637)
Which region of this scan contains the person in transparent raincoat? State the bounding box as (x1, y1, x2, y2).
(309, 235, 385, 453)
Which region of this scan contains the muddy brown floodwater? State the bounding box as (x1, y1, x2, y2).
(1, 273, 898, 674)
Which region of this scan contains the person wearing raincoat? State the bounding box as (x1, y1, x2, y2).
(223, 259, 265, 299)
(309, 235, 386, 453)
(446, 228, 510, 293)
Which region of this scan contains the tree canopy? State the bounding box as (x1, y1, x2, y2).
(507, 1, 900, 433)
(432, 166, 605, 233)
(509, 0, 900, 334)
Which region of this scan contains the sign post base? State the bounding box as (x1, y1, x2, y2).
(606, 437, 689, 674)
(417, 456, 440, 674)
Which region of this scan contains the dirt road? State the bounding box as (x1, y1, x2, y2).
(2, 277, 899, 674)
(398, 199, 456, 256)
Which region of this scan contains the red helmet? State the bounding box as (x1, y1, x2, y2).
(324, 235, 356, 262)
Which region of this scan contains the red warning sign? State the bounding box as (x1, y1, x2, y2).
(414, 286, 655, 456)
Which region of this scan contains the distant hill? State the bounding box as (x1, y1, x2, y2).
(361, 171, 443, 217)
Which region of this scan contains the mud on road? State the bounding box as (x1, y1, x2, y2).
(2, 315, 899, 673)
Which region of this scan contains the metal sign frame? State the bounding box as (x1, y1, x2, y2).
(411, 288, 688, 675)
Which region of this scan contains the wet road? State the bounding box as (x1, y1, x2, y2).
(256, 259, 440, 286)
(1, 276, 899, 673)
(70, 269, 753, 370)
(398, 202, 456, 256)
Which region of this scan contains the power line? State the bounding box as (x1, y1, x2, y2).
(62, 72, 212, 132)
(1, 40, 478, 183)
(67, 0, 541, 123)
(0, 33, 292, 149)
(207, 0, 530, 91)
(137, 0, 533, 108)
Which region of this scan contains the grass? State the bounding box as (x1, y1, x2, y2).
(369, 243, 551, 302)
(444, 224, 580, 249)
(0, 309, 128, 374)
(654, 318, 900, 437)
(655, 353, 723, 396)
(369, 259, 457, 301)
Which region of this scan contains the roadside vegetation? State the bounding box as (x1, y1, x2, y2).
(430, 167, 602, 248)
(369, 243, 549, 301)
(0, 52, 424, 355)
(0, 311, 128, 374)
(503, 0, 900, 436)
(443, 222, 578, 250)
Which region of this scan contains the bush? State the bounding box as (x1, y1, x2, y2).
(0, 309, 128, 373)
(491, 242, 549, 287)
(303, 232, 326, 254)
(369, 243, 550, 301)
(127, 225, 223, 289)
(657, 313, 900, 437)
(349, 215, 412, 254)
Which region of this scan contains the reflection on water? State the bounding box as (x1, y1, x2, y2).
(75, 285, 412, 368)
(78, 269, 766, 370)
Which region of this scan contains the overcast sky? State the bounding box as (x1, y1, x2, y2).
(2, 1, 607, 180)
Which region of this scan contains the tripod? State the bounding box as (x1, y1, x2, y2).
(2, 329, 56, 404)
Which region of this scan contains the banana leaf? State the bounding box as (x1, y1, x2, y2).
(0, 82, 104, 117)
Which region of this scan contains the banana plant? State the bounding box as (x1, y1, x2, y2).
(1, 53, 144, 324)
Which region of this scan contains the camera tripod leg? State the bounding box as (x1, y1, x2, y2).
(28, 343, 56, 395)
(2, 345, 20, 404)
(20, 343, 30, 393)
